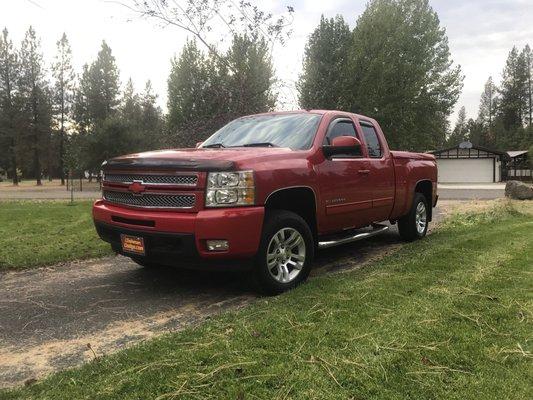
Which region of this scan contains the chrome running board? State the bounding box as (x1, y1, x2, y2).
(318, 224, 389, 249)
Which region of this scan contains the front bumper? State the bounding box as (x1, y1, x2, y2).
(92, 200, 265, 265)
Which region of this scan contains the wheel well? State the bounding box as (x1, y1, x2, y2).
(265, 187, 317, 242)
(415, 180, 433, 221)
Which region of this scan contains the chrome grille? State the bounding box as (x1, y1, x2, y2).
(103, 190, 195, 209)
(104, 173, 198, 186)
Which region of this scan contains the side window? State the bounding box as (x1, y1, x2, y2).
(323, 119, 362, 158)
(360, 123, 382, 158)
(324, 120, 357, 145)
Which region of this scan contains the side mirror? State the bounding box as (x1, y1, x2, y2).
(323, 136, 362, 158)
(195, 141, 203, 148)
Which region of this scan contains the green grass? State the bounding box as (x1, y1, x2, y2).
(2, 201, 532, 399)
(0, 201, 112, 270)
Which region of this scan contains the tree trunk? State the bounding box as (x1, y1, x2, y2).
(34, 138, 42, 186)
(59, 111, 65, 185)
(10, 137, 18, 186)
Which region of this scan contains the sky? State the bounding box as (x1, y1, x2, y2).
(1, 0, 532, 125)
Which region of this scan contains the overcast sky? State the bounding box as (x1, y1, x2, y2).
(2, 0, 532, 124)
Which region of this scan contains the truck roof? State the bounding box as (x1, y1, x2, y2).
(244, 109, 377, 123)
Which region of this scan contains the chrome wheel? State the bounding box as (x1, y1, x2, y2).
(415, 201, 427, 235)
(266, 227, 306, 284)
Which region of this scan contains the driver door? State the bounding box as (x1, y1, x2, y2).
(317, 117, 373, 233)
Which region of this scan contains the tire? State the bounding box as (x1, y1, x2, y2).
(398, 192, 429, 241)
(254, 210, 314, 295)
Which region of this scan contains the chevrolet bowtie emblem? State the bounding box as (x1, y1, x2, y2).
(128, 181, 146, 195)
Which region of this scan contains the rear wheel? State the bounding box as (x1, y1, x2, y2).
(398, 192, 429, 241)
(254, 210, 314, 295)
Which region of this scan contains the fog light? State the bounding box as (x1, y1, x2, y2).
(206, 240, 229, 251)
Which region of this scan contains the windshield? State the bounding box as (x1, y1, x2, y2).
(201, 113, 322, 150)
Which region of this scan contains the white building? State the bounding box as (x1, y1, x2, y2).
(429, 142, 508, 183)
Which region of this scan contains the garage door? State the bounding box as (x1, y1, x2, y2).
(437, 158, 494, 183)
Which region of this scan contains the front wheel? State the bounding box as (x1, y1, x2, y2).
(254, 210, 314, 295)
(398, 193, 429, 241)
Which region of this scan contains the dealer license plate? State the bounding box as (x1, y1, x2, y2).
(120, 234, 146, 255)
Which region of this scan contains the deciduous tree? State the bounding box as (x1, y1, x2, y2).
(347, 0, 463, 151)
(298, 15, 351, 110)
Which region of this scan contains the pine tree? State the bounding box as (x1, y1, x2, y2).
(121, 78, 141, 121)
(18, 26, 51, 185)
(167, 40, 213, 141)
(0, 28, 20, 185)
(167, 36, 277, 147)
(225, 34, 276, 117)
(92, 41, 120, 121)
(498, 47, 526, 132)
(73, 64, 91, 134)
(72, 41, 120, 174)
(51, 33, 75, 185)
(448, 106, 468, 144)
(298, 15, 351, 110)
(477, 76, 498, 146)
(74, 41, 120, 128)
(522, 45, 532, 127)
(347, 0, 463, 151)
(139, 80, 163, 149)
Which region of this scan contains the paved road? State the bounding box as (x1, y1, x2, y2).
(0, 204, 457, 388)
(438, 187, 504, 200)
(0, 189, 99, 200)
(437, 183, 505, 200)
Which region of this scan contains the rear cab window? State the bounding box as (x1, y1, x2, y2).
(360, 122, 382, 158)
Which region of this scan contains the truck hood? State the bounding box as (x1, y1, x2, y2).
(103, 147, 297, 171)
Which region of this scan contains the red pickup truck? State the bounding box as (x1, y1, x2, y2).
(93, 110, 437, 293)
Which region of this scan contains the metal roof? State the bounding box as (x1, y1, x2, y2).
(429, 141, 509, 159)
(507, 150, 529, 158)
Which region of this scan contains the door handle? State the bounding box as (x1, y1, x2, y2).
(358, 169, 370, 174)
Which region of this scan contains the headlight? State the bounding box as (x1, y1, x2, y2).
(205, 171, 255, 207)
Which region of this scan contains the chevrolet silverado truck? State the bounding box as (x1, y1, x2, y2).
(93, 110, 437, 293)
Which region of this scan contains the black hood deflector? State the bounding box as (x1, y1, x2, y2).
(102, 157, 235, 171)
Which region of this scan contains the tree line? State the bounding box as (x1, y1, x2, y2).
(0, 27, 275, 185)
(298, 0, 531, 153)
(297, 0, 463, 152)
(2, 0, 531, 186)
(450, 45, 533, 151)
(0, 28, 165, 185)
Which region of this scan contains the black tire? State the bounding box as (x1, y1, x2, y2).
(398, 192, 429, 241)
(254, 210, 314, 295)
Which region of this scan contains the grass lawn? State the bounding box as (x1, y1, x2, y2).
(0, 201, 112, 270)
(1, 201, 531, 399)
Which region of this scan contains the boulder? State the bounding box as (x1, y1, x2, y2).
(505, 180, 533, 200)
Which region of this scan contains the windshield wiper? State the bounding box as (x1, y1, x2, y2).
(202, 143, 225, 148)
(241, 142, 279, 148)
